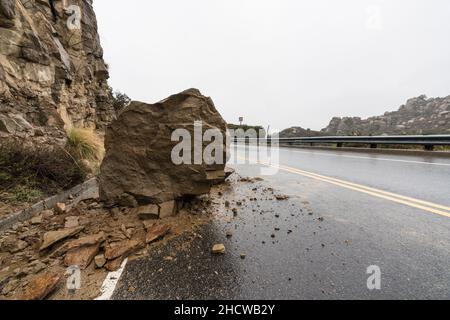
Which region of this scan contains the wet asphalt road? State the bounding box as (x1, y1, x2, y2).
(113, 147, 450, 300)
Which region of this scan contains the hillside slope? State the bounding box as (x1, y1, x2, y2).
(281, 95, 450, 137)
(322, 95, 450, 136)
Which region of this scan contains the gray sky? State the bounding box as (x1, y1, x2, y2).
(94, 0, 450, 132)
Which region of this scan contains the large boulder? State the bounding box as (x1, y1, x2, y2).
(99, 89, 229, 206)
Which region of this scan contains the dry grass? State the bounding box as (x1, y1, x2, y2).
(0, 128, 105, 205)
(66, 128, 105, 163)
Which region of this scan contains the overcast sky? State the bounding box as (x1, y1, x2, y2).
(94, 0, 450, 131)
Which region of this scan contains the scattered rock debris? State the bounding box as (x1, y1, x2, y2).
(0, 189, 219, 300)
(0, 170, 317, 300)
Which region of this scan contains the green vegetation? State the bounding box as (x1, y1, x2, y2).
(0, 139, 86, 205)
(112, 90, 131, 114)
(0, 127, 105, 205)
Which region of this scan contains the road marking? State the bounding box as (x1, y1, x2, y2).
(286, 149, 450, 167)
(95, 258, 128, 300)
(235, 145, 450, 166)
(275, 164, 450, 218)
(277, 164, 450, 212)
(236, 156, 450, 218)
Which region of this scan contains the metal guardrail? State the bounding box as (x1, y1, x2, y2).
(233, 135, 450, 151)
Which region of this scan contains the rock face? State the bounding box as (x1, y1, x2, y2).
(322, 95, 450, 136)
(0, 0, 115, 140)
(99, 88, 228, 205)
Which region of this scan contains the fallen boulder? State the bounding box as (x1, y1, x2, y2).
(99, 88, 228, 206)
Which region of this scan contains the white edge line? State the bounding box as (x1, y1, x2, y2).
(234, 145, 450, 166)
(95, 258, 128, 300)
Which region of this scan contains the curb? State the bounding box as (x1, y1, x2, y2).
(0, 178, 99, 232)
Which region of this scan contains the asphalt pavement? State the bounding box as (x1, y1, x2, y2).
(113, 147, 450, 300)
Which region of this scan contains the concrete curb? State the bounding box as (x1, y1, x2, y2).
(0, 178, 99, 232)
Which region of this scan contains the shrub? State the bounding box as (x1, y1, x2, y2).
(0, 139, 86, 203)
(112, 90, 131, 114)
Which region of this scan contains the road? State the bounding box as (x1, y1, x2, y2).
(112, 146, 450, 300)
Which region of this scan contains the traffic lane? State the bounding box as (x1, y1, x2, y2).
(232, 146, 450, 206)
(113, 167, 450, 300)
(247, 164, 450, 299)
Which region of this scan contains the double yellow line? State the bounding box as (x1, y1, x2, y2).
(237, 156, 450, 218)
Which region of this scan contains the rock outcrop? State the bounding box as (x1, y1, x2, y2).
(321, 95, 450, 136)
(0, 0, 115, 140)
(281, 95, 450, 137)
(279, 126, 323, 138)
(99, 89, 229, 206)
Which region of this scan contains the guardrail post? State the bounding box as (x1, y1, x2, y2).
(337, 142, 343, 148)
(370, 144, 377, 149)
(424, 145, 434, 151)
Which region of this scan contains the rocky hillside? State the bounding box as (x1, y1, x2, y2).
(322, 95, 450, 136)
(278, 127, 323, 138)
(281, 95, 450, 137)
(0, 0, 115, 141)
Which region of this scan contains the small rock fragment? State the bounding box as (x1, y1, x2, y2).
(159, 201, 176, 219)
(146, 224, 171, 244)
(54, 203, 66, 214)
(30, 216, 43, 225)
(134, 204, 160, 220)
(104, 239, 144, 261)
(39, 226, 84, 251)
(212, 244, 225, 254)
(19, 272, 61, 300)
(66, 232, 105, 251)
(104, 257, 124, 271)
(64, 244, 100, 269)
(1, 238, 28, 254)
(64, 216, 79, 229)
(94, 254, 107, 268)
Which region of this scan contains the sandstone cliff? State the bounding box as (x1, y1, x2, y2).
(0, 0, 115, 140)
